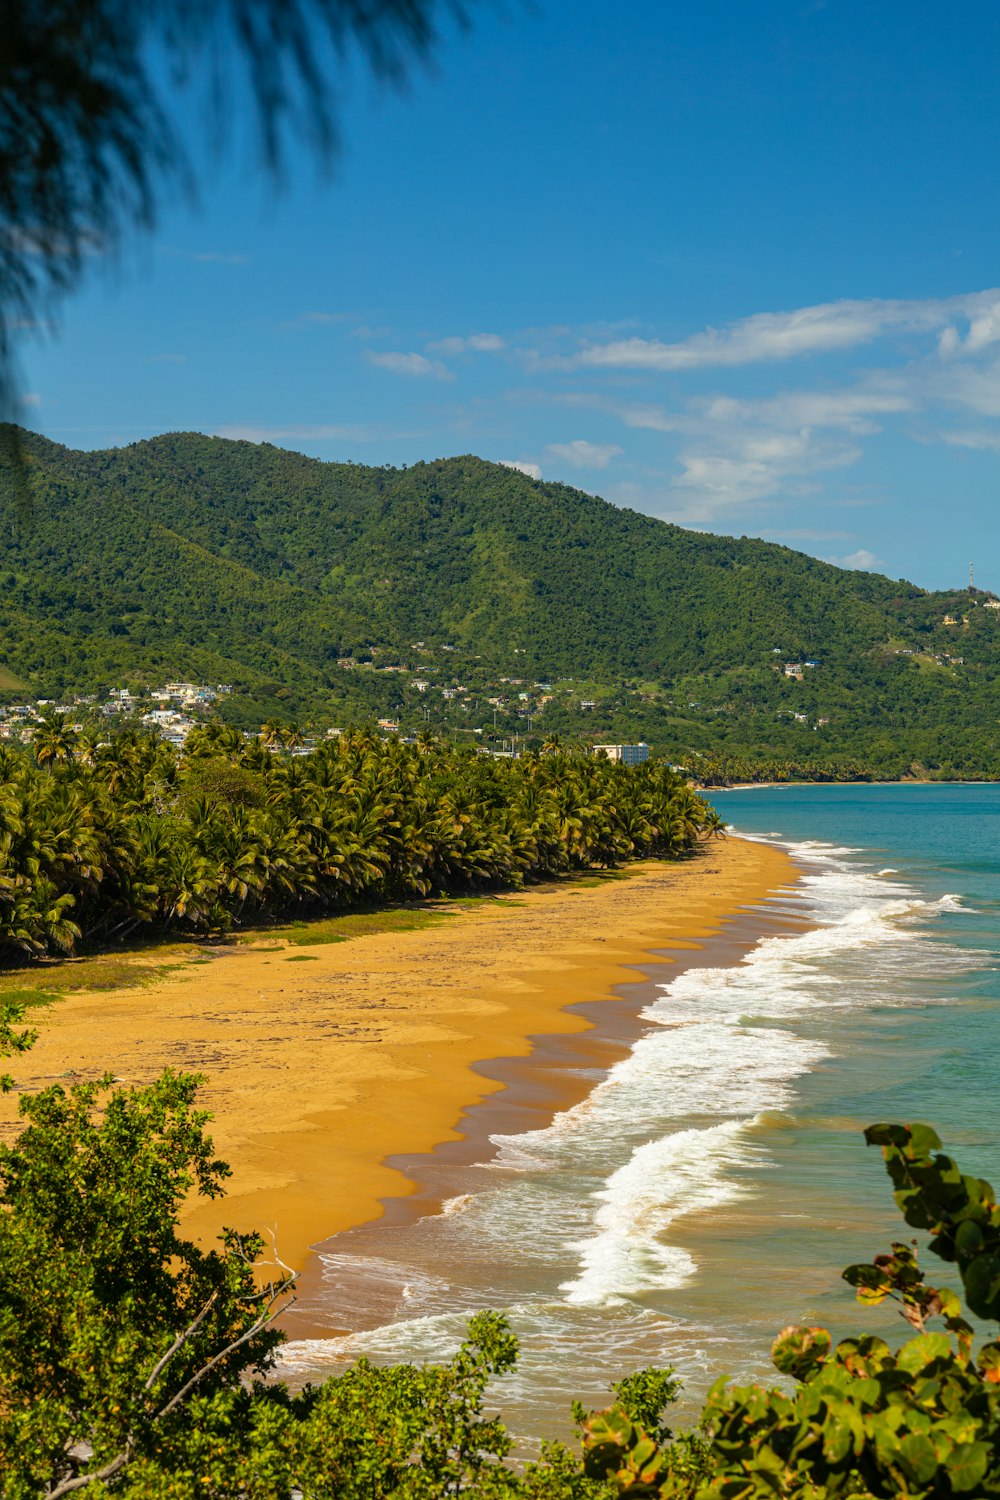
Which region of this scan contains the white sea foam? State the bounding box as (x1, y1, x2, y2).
(293, 826, 986, 1388)
(441, 1193, 474, 1217)
(480, 832, 983, 1308)
(560, 1120, 764, 1306)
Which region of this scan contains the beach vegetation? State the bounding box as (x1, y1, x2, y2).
(578, 1120, 1000, 1497)
(4, 1001, 1000, 1500)
(0, 729, 717, 965)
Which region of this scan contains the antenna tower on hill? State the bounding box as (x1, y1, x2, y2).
(970, 560, 975, 591)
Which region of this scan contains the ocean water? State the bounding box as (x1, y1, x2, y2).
(277, 784, 1000, 1440)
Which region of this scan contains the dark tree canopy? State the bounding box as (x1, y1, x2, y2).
(0, 0, 474, 415)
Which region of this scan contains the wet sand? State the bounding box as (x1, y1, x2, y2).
(287, 900, 810, 1339)
(0, 837, 796, 1278)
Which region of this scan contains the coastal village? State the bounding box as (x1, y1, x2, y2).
(0, 602, 988, 757)
(0, 681, 232, 749)
(0, 676, 652, 763)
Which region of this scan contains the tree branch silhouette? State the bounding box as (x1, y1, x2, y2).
(0, 0, 479, 426)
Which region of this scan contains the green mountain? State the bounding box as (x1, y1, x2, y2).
(2, 426, 998, 775)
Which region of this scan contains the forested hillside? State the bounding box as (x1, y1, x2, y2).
(2, 426, 999, 775)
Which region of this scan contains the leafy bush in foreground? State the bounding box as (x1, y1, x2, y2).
(584, 1121, 1000, 1498)
(2, 1008, 999, 1497)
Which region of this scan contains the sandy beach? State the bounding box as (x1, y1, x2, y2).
(1, 837, 796, 1276)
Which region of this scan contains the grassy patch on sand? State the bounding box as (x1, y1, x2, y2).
(0, 865, 648, 1001)
(0, 944, 205, 1001)
(561, 871, 632, 890)
(238, 905, 461, 949)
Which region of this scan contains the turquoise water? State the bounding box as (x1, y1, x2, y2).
(713, 783, 1000, 1167)
(280, 784, 1000, 1436)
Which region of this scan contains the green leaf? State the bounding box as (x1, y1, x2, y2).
(771, 1324, 831, 1380)
(896, 1333, 952, 1375)
(896, 1431, 940, 1485)
(962, 1252, 1000, 1320)
(954, 1219, 985, 1257)
(906, 1123, 944, 1159)
(949, 1441, 991, 1493)
(821, 1413, 854, 1465)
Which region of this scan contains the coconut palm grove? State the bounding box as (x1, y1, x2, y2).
(0, 724, 719, 962)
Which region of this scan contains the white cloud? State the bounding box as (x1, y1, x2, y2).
(546, 439, 623, 469)
(275, 311, 347, 333)
(831, 548, 884, 571)
(563, 291, 1000, 372)
(22, 392, 41, 408)
(191, 251, 249, 265)
(938, 299, 1000, 358)
(500, 459, 542, 479)
(427, 333, 505, 355)
(697, 387, 912, 432)
(941, 428, 1000, 452)
(145, 354, 187, 365)
(190, 286, 1000, 541)
(368, 351, 453, 380)
(919, 356, 1000, 418)
(669, 429, 862, 517)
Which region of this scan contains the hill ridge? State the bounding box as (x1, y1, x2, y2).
(2, 425, 998, 776)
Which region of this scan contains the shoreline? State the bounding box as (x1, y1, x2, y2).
(706, 779, 992, 791)
(0, 838, 797, 1280)
(284, 896, 810, 1342)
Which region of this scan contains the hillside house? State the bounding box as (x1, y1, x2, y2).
(593, 743, 650, 766)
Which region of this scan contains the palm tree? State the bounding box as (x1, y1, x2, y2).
(260, 720, 285, 753)
(34, 716, 77, 773)
(0, 721, 724, 961)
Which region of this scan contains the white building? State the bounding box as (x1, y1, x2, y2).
(593, 743, 650, 766)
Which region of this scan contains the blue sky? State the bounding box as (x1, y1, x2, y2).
(20, 0, 1000, 591)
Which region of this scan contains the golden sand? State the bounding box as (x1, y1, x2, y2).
(2, 837, 796, 1273)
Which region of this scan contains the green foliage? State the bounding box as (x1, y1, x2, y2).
(611, 1370, 685, 1445)
(8, 1053, 1000, 1498)
(0, 1063, 650, 1496)
(3, 429, 1000, 775)
(860, 1121, 1000, 1322)
(575, 1122, 1000, 1498)
(0, 1070, 295, 1499)
(0, 727, 717, 962)
(0, 996, 35, 1090)
(289, 1312, 524, 1498)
